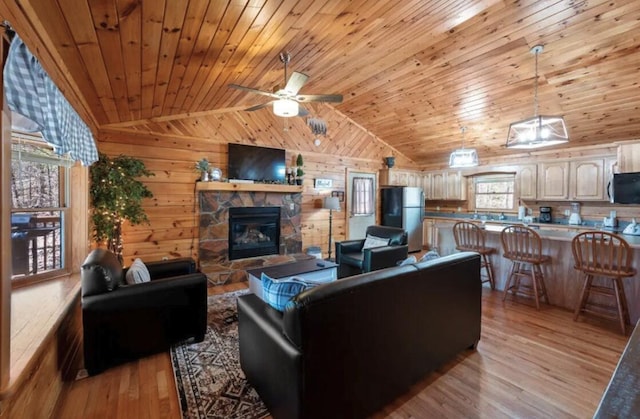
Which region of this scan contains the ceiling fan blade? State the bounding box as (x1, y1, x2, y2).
(244, 102, 273, 112)
(295, 94, 343, 103)
(284, 72, 309, 95)
(229, 84, 281, 99)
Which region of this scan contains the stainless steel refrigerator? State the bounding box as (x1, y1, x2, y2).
(381, 186, 424, 252)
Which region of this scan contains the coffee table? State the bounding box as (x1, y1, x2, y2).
(246, 259, 338, 300)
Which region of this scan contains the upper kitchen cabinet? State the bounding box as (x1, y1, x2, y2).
(617, 142, 640, 173)
(537, 162, 570, 200)
(445, 171, 467, 200)
(569, 159, 605, 201)
(379, 168, 423, 187)
(517, 164, 537, 200)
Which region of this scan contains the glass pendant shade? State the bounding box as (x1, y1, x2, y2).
(449, 148, 479, 168)
(273, 99, 299, 117)
(506, 115, 568, 149)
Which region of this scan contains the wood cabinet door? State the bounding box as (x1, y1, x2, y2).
(617, 143, 640, 173)
(431, 172, 445, 200)
(570, 159, 604, 200)
(537, 162, 569, 200)
(422, 173, 432, 199)
(517, 164, 537, 200)
(445, 171, 466, 200)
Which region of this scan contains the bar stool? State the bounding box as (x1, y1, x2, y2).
(500, 225, 550, 309)
(453, 221, 495, 289)
(571, 231, 636, 335)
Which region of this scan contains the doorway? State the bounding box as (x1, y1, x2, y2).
(346, 170, 377, 240)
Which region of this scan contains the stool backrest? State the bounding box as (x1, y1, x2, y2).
(453, 222, 486, 251)
(500, 225, 543, 262)
(572, 231, 635, 276)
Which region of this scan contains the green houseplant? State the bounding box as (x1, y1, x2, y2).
(296, 153, 304, 185)
(195, 158, 210, 181)
(89, 153, 154, 263)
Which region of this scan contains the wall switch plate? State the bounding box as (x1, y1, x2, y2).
(290, 203, 294, 210)
(564, 209, 571, 216)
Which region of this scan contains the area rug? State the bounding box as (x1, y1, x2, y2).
(171, 290, 269, 419)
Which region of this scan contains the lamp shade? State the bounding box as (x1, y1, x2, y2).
(506, 115, 568, 149)
(323, 196, 340, 211)
(273, 99, 299, 117)
(449, 148, 479, 168)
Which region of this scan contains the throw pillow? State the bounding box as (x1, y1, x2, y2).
(398, 255, 417, 266)
(362, 234, 390, 250)
(261, 272, 310, 311)
(125, 258, 151, 285)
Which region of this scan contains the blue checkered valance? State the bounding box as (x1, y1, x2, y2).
(3, 34, 98, 165)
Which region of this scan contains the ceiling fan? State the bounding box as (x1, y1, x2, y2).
(229, 52, 343, 117)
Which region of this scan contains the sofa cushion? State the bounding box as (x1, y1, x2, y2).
(262, 272, 311, 312)
(125, 258, 151, 284)
(362, 235, 390, 249)
(81, 248, 123, 297)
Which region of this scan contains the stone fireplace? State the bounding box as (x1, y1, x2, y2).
(198, 186, 303, 285)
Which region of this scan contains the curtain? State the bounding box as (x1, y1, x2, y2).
(3, 34, 98, 166)
(352, 177, 374, 215)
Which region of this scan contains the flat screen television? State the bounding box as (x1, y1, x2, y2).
(228, 143, 286, 183)
(611, 172, 640, 204)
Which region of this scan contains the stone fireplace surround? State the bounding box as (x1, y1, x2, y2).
(198, 186, 304, 286)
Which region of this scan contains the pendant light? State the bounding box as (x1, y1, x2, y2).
(506, 45, 568, 149)
(449, 126, 479, 168)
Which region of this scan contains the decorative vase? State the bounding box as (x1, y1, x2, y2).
(200, 171, 209, 182)
(384, 156, 395, 168)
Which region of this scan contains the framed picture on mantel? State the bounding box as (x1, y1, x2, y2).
(314, 178, 333, 188)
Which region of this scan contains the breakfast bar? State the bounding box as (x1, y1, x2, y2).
(425, 217, 640, 324)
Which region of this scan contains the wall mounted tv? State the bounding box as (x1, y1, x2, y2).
(228, 143, 286, 183)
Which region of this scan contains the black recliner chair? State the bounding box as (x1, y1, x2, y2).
(81, 248, 207, 375)
(335, 225, 409, 278)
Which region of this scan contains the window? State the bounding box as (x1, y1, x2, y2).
(474, 175, 515, 211)
(10, 134, 70, 284)
(351, 177, 374, 216)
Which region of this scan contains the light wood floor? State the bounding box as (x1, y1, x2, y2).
(53, 283, 629, 419)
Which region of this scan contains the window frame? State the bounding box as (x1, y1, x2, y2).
(472, 174, 516, 212)
(10, 134, 72, 287)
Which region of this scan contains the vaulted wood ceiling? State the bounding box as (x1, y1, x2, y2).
(1, 0, 639, 165)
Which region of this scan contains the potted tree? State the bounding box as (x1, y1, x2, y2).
(89, 153, 154, 264)
(296, 153, 304, 185)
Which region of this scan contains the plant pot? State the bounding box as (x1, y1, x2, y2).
(200, 171, 209, 182)
(384, 156, 395, 168)
(295, 178, 303, 185)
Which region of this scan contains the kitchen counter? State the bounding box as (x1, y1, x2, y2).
(423, 215, 640, 324)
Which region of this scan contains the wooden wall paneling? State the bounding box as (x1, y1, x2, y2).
(116, 0, 142, 121)
(140, 0, 166, 116)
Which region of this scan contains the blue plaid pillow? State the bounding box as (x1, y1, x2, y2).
(261, 272, 310, 311)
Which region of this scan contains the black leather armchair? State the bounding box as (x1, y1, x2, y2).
(335, 225, 409, 278)
(81, 249, 207, 375)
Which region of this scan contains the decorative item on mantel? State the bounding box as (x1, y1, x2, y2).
(296, 153, 304, 185)
(384, 156, 395, 168)
(506, 45, 569, 149)
(210, 167, 222, 181)
(195, 158, 210, 182)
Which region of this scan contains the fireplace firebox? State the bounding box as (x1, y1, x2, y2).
(228, 207, 281, 260)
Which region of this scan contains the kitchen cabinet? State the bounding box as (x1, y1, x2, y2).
(421, 173, 432, 199)
(445, 171, 467, 200)
(517, 164, 537, 200)
(569, 159, 605, 200)
(617, 142, 640, 173)
(379, 168, 423, 187)
(537, 161, 569, 200)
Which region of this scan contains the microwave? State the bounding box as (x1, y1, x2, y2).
(611, 172, 640, 204)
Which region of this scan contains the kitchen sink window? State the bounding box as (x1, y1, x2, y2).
(473, 175, 515, 211)
(10, 134, 71, 286)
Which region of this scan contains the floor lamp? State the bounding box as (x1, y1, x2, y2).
(323, 196, 341, 260)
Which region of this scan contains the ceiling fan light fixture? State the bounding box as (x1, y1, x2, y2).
(273, 98, 298, 117)
(506, 45, 568, 149)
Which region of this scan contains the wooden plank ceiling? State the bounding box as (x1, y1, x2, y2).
(1, 0, 639, 166)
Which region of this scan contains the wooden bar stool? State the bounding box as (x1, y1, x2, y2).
(453, 221, 495, 289)
(571, 231, 636, 335)
(500, 225, 550, 309)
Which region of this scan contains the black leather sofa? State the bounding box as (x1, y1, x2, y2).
(81, 249, 207, 375)
(238, 252, 481, 419)
(335, 224, 409, 278)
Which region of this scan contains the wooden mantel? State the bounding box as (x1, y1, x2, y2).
(196, 182, 303, 193)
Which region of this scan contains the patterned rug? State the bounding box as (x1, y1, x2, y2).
(171, 290, 269, 419)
